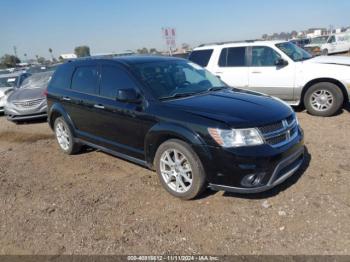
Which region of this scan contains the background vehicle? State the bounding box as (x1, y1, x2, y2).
(305, 33, 350, 55)
(26, 64, 60, 74)
(0, 72, 30, 113)
(47, 56, 304, 200)
(189, 40, 350, 117)
(5, 71, 53, 122)
(289, 38, 311, 49)
(304, 35, 329, 55)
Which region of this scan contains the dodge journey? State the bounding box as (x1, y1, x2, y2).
(47, 56, 305, 199)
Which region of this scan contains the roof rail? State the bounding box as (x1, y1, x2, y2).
(198, 39, 263, 47)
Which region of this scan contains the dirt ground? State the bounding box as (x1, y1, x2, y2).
(0, 107, 349, 255)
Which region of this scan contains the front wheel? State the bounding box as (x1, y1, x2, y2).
(322, 49, 328, 55)
(304, 82, 343, 117)
(154, 139, 206, 200)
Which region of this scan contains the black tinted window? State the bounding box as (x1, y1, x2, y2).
(71, 66, 98, 94)
(188, 49, 213, 67)
(252, 46, 281, 66)
(219, 47, 246, 67)
(49, 64, 73, 89)
(100, 65, 136, 98)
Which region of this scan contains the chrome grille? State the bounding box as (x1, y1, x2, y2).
(13, 98, 45, 108)
(258, 114, 298, 147)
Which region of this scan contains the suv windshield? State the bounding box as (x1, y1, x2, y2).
(0, 76, 18, 88)
(276, 42, 312, 62)
(132, 61, 226, 100)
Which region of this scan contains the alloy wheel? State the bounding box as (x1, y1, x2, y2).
(310, 89, 334, 111)
(55, 121, 70, 151)
(160, 149, 193, 193)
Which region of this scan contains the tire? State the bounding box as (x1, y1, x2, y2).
(154, 139, 206, 200)
(322, 49, 328, 55)
(304, 82, 343, 117)
(54, 117, 81, 155)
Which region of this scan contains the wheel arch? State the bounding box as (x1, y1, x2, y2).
(301, 78, 348, 107)
(144, 123, 212, 169)
(48, 103, 76, 135)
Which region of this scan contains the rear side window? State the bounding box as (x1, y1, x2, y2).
(48, 64, 73, 89)
(219, 47, 246, 67)
(100, 65, 136, 99)
(71, 66, 99, 94)
(188, 49, 213, 67)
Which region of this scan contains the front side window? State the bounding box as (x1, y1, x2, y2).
(276, 42, 312, 62)
(132, 61, 225, 100)
(100, 65, 136, 99)
(188, 49, 213, 67)
(327, 36, 335, 43)
(219, 47, 246, 67)
(252, 46, 281, 66)
(71, 66, 98, 94)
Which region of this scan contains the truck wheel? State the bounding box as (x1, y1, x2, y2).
(322, 49, 328, 55)
(304, 82, 343, 117)
(54, 117, 81, 154)
(154, 139, 206, 200)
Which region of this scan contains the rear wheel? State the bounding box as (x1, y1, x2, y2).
(304, 82, 343, 117)
(54, 117, 81, 154)
(154, 139, 206, 200)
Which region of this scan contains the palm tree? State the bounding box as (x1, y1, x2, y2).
(49, 48, 54, 61)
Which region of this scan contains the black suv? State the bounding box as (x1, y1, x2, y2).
(47, 56, 305, 199)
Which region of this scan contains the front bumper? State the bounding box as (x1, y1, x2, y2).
(5, 101, 47, 121)
(196, 127, 305, 193)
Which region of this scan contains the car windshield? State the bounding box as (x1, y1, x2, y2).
(132, 60, 227, 100)
(310, 36, 329, 44)
(0, 76, 18, 88)
(276, 42, 312, 62)
(20, 71, 53, 89)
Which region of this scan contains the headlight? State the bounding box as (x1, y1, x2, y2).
(208, 128, 264, 148)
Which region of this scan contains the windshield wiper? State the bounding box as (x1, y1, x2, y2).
(207, 86, 228, 92)
(159, 92, 198, 101)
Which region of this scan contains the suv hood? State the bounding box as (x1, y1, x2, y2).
(308, 55, 350, 66)
(8, 87, 45, 102)
(165, 89, 293, 128)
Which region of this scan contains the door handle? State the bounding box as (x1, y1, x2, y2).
(62, 97, 71, 101)
(252, 71, 261, 74)
(215, 72, 223, 74)
(94, 104, 105, 109)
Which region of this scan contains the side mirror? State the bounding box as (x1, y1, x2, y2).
(116, 89, 141, 103)
(275, 58, 288, 67)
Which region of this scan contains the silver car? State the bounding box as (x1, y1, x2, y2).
(5, 71, 53, 122)
(0, 71, 30, 113)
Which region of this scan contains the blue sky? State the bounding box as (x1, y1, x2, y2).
(1, 0, 350, 59)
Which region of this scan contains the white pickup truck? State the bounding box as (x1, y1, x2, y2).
(189, 41, 350, 116)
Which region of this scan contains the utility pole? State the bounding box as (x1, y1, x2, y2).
(13, 46, 17, 58)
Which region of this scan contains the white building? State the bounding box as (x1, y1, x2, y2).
(59, 53, 77, 60)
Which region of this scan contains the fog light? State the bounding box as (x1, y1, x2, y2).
(241, 172, 266, 188)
